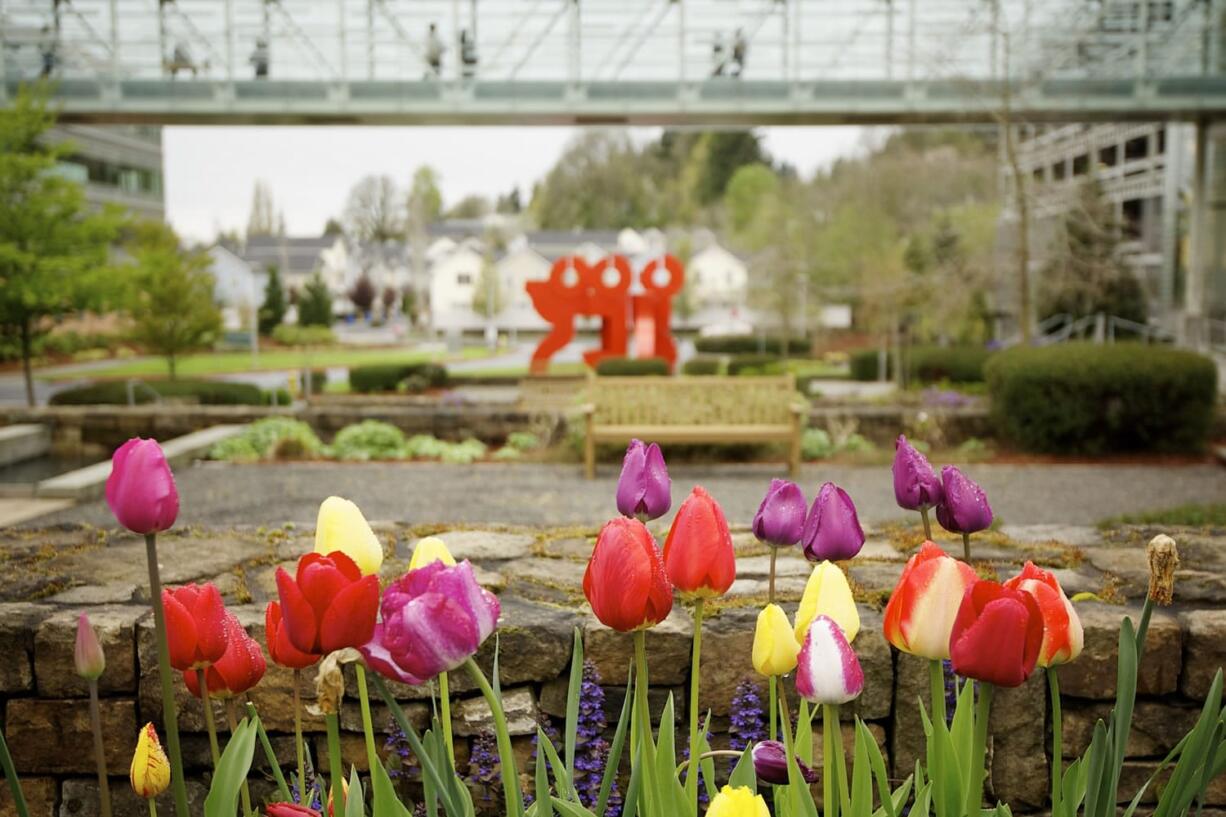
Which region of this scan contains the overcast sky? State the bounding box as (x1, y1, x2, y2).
(164, 125, 872, 242)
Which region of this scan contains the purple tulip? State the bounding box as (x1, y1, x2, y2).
(105, 438, 179, 534)
(892, 435, 943, 512)
(935, 466, 994, 535)
(800, 482, 865, 562)
(751, 740, 818, 785)
(752, 479, 806, 547)
(74, 613, 105, 680)
(360, 560, 500, 684)
(615, 439, 671, 521)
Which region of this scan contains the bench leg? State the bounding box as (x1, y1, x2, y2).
(788, 422, 802, 478)
(584, 417, 596, 479)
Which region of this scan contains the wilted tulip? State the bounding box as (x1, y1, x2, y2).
(105, 438, 179, 535)
(162, 583, 229, 671)
(800, 482, 865, 563)
(752, 603, 799, 677)
(662, 486, 735, 600)
(752, 479, 806, 547)
(934, 466, 993, 535)
(314, 496, 383, 576)
(892, 435, 943, 512)
(1002, 562, 1083, 667)
(796, 615, 864, 705)
(361, 560, 500, 684)
(949, 580, 1042, 688)
(275, 551, 380, 655)
(264, 601, 319, 670)
(408, 536, 456, 572)
(794, 560, 860, 644)
(75, 613, 106, 680)
(882, 541, 978, 660)
(583, 517, 673, 632)
(266, 804, 320, 817)
(752, 740, 818, 785)
(707, 785, 770, 817)
(129, 723, 170, 799)
(184, 614, 266, 698)
(615, 439, 671, 521)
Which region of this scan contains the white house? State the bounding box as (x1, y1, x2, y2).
(208, 245, 265, 331)
(428, 244, 487, 333)
(688, 243, 748, 307)
(496, 245, 553, 332)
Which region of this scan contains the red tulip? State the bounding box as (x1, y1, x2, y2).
(265, 601, 320, 670)
(266, 803, 320, 817)
(1002, 562, 1084, 667)
(882, 541, 979, 660)
(662, 486, 735, 599)
(583, 517, 673, 632)
(183, 613, 266, 697)
(949, 580, 1043, 687)
(275, 551, 379, 654)
(162, 583, 229, 671)
(105, 438, 179, 535)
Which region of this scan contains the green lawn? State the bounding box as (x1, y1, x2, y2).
(38, 345, 492, 381)
(1098, 503, 1226, 528)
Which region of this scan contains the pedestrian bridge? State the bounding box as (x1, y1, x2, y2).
(2, 0, 1224, 124)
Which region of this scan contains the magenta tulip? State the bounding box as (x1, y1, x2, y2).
(105, 438, 179, 534)
(935, 466, 994, 535)
(800, 482, 864, 562)
(360, 560, 500, 684)
(892, 435, 943, 512)
(752, 479, 806, 547)
(615, 439, 671, 521)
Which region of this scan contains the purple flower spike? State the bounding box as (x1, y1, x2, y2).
(752, 479, 806, 547)
(892, 435, 943, 512)
(800, 482, 865, 562)
(615, 439, 671, 521)
(934, 466, 993, 535)
(752, 740, 818, 785)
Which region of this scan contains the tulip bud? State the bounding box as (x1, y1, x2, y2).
(266, 804, 321, 817)
(129, 723, 170, 799)
(314, 496, 383, 576)
(662, 486, 736, 600)
(105, 438, 179, 535)
(1146, 534, 1179, 606)
(1002, 562, 1083, 667)
(892, 435, 943, 512)
(934, 466, 993, 535)
(707, 785, 771, 817)
(752, 479, 806, 547)
(583, 517, 673, 632)
(74, 613, 106, 680)
(800, 482, 865, 563)
(615, 439, 671, 521)
(752, 603, 799, 677)
(794, 560, 860, 644)
(408, 536, 456, 572)
(882, 541, 978, 660)
(796, 615, 864, 705)
(752, 740, 818, 785)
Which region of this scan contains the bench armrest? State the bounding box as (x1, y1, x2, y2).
(789, 401, 809, 416)
(577, 402, 596, 416)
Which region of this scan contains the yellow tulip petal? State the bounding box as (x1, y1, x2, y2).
(794, 560, 860, 644)
(130, 722, 170, 799)
(409, 536, 457, 572)
(752, 603, 799, 677)
(314, 496, 383, 576)
(707, 785, 771, 817)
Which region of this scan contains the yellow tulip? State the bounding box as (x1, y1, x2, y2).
(752, 603, 799, 677)
(409, 536, 456, 571)
(794, 560, 860, 644)
(707, 785, 770, 817)
(129, 723, 170, 799)
(314, 496, 383, 576)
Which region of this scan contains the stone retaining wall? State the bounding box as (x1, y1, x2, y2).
(1, 522, 1223, 817)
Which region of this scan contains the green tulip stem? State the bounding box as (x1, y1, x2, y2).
(0, 718, 30, 817)
(196, 669, 221, 768)
(929, 660, 946, 727)
(962, 532, 972, 562)
(967, 682, 994, 816)
(768, 547, 778, 604)
(826, 704, 851, 817)
(769, 676, 778, 742)
(144, 533, 190, 817)
(821, 703, 836, 817)
(146, 798, 156, 817)
(686, 598, 705, 811)
(1048, 668, 1062, 812)
(292, 669, 306, 800)
(464, 658, 526, 817)
(87, 679, 113, 817)
(354, 664, 381, 778)
(325, 712, 345, 816)
(224, 699, 253, 817)
(438, 671, 455, 767)
(632, 630, 652, 816)
(920, 507, 932, 542)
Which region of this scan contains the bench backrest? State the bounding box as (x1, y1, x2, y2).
(588, 375, 798, 426)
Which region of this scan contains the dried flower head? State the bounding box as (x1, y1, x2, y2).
(1146, 534, 1179, 606)
(308, 648, 360, 716)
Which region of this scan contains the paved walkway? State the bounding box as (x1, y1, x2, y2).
(25, 459, 1226, 529)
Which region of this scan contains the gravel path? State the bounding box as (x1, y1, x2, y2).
(29, 460, 1226, 529)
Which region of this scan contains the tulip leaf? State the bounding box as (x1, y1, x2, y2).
(1083, 719, 1109, 817)
(564, 628, 583, 781)
(203, 717, 258, 817)
(698, 713, 718, 802)
(777, 694, 818, 817)
(246, 704, 292, 803)
(370, 754, 413, 817)
(621, 741, 644, 817)
(729, 745, 757, 793)
(850, 723, 872, 817)
(536, 728, 556, 817)
(371, 675, 463, 817)
(797, 700, 814, 767)
(345, 768, 365, 817)
(949, 679, 974, 769)
(652, 695, 690, 817)
(595, 667, 633, 817)
(0, 722, 30, 817)
(538, 728, 578, 803)
(859, 718, 894, 817)
(550, 800, 599, 817)
(911, 781, 932, 817)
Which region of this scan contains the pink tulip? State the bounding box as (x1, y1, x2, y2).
(795, 614, 864, 705)
(105, 438, 179, 534)
(74, 613, 106, 680)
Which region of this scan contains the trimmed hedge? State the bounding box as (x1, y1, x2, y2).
(348, 362, 449, 393)
(49, 379, 267, 406)
(850, 349, 887, 381)
(850, 346, 994, 383)
(681, 357, 722, 376)
(594, 357, 670, 376)
(727, 354, 782, 376)
(984, 342, 1218, 453)
(694, 335, 810, 356)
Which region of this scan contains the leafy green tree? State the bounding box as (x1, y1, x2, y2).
(724, 163, 779, 236)
(258, 264, 286, 334)
(408, 166, 443, 224)
(529, 131, 653, 229)
(246, 180, 282, 238)
(298, 272, 334, 327)
(446, 194, 491, 219)
(692, 131, 768, 205)
(472, 259, 505, 318)
(0, 83, 123, 405)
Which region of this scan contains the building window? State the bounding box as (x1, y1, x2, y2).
(1053, 161, 1067, 181)
(457, 273, 472, 285)
(1032, 167, 1044, 183)
(1124, 136, 1148, 161)
(1098, 144, 1118, 167)
(1072, 153, 1089, 176)
(1122, 198, 1143, 240)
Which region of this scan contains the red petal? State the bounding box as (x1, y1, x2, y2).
(320, 575, 379, 652)
(193, 584, 230, 665)
(161, 591, 198, 671)
(276, 567, 320, 654)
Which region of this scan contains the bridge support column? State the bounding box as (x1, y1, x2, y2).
(1183, 120, 1226, 351)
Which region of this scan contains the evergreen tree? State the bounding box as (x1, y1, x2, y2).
(258, 264, 286, 334)
(246, 180, 280, 238)
(298, 272, 334, 327)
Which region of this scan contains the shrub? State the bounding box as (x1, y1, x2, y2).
(299, 370, 328, 395)
(985, 342, 1217, 453)
(349, 362, 449, 392)
(262, 388, 292, 406)
(594, 357, 670, 376)
(727, 354, 782, 376)
(50, 379, 266, 406)
(506, 431, 541, 452)
(272, 324, 336, 347)
(801, 428, 834, 460)
(209, 417, 323, 461)
(850, 346, 994, 384)
(681, 357, 722, 376)
(694, 335, 809, 355)
(330, 420, 407, 461)
(850, 349, 887, 381)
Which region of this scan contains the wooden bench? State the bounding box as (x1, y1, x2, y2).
(579, 374, 808, 478)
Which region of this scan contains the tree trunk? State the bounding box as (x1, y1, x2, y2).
(168, 353, 176, 381)
(20, 317, 35, 407)
(1002, 123, 1033, 343)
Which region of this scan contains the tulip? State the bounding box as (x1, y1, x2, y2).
(161, 583, 229, 671)
(1002, 562, 1083, 667)
(583, 517, 673, 632)
(707, 785, 770, 817)
(130, 723, 171, 799)
(935, 466, 993, 537)
(266, 805, 320, 817)
(75, 613, 106, 680)
(183, 614, 266, 698)
(752, 479, 806, 547)
(751, 740, 818, 785)
(265, 601, 319, 670)
(794, 560, 860, 644)
(361, 560, 500, 683)
(882, 541, 978, 660)
(615, 439, 671, 521)
(949, 580, 1042, 688)
(408, 536, 456, 572)
(275, 551, 380, 655)
(800, 482, 865, 563)
(752, 603, 799, 677)
(796, 615, 864, 705)
(314, 496, 383, 576)
(105, 438, 179, 535)
(892, 435, 943, 512)
(662, 486, 736, 599)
